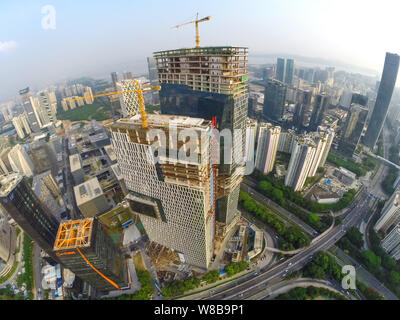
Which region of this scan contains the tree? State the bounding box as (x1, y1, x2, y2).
(346, 227, 364, 249)
(309, 213, 320, 224)
(390, 271, 400, 285)
(202, 270, 219, 284)
(362, 250, 381, 268)
(303, 262, 325, 279)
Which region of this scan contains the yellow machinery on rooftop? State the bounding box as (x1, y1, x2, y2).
(172, 13, 211, 48)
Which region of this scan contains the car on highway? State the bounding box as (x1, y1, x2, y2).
(238, 293, 244, 298)
(287, 262, 292, 267)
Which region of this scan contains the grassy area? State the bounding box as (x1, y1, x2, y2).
(98, 206, 133, 232)
(19, 233, 34, 299)
(57, 102, 112, 121)
(0, 261, 19, 284)
(327, 153, 374, 177)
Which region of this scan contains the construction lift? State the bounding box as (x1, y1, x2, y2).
(172, 13, 211, 48)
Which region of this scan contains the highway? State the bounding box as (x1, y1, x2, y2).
(199, 187, 397, 300)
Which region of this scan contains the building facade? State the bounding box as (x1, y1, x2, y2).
(255, 123, 281, 174)
(363, 53, 400, 148)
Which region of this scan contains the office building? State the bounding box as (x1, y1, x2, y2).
(69, 154, 84, 185)
(111, 72, 119, 90)
(340, 104, 368, 154)
(363, 53, 400, 148)
(117, 79, 141, 118)
(19, 87, 41, 133)
(374, 191, 400, 234)
(8, 144, 35, 177)
(53, 218, 129, 292)
(147, 57, 159, 86)
(123, 71, 133, 80)
(32, 175, 62, 222)
(381, 224, 400, 260)
(285, 137, 316, 191)
(284, 59, 294, 85)
(110, 114, 214, 269)
(255, 123, 281, 174)
(154, 46, 248, 229)
(263, 79, 287, 121)
(74, 177, 110, 218)
(0, 173, 60, 261)
(276, 58, 285, 82)
(293, 89, 312, 129)
(309, 93, 330, 130)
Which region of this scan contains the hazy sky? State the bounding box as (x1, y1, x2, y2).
(0, 0, 399, 101)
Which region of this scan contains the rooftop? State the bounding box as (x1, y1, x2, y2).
(73, 177, 104, 206)
(54, 218, 94, 251)
(69, 154, 82, 172)
(118, 113, 210, 130)
(0, 173, 23, 197)
(154, 46, 248, 56)
(104, 145, 117, 162)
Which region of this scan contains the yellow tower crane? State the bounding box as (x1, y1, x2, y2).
(172, 13, 211, 48)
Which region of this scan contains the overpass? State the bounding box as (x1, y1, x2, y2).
(367, 152, 400, 171)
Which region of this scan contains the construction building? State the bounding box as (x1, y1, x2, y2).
(74, 177, 110, 218)
(110, 113, 214, 269)
(53, 218, 129, 292)
(255, 123, 281, 174)
(154, 46, 248, 232)
(0, 173, 60, 261)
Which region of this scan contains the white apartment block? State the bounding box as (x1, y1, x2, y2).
(245, 119, 257, 164)
(110, 113, 214, 269)
(374, 191, 400, 233)
(381, 224, 400, 260)
(8, 144, 35, 177)
(285, 137, 316, 191)
(255, 123, 281, 174)
(12, 116, 25, 139)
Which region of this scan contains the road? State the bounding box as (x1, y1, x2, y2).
(199, 188, 396, 300)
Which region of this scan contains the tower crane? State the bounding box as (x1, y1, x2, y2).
(66, 80, 160, 129)
(172, 13, 211, 48)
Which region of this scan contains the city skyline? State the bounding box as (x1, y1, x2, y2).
(1, 0, 400, 101)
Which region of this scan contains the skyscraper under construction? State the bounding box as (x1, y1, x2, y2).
(153, 46, 248, 232)
(110, 114, 214, 269)
(53, 218, 128, 292)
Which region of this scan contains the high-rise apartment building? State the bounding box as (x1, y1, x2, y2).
(123, 71, 133, 80)
(0, 173, 60, 261)
(53, 218, 129, 292)
(317, 126, 335, 168)
(110, 114, 214, 269)
(277, 129, 297, 154)
(12, 116, 25, 139)
(8, 144, 35, 177)
(37, 91, 57, 126)
(83, 87, 94, 104)
(381, 224, 400, 260)
(255, 123, 281, 174)
(245, 119, 257, 165)
(374, 191, 400, 233)
(285, 136, 316, 191)
(340, 104, 368, 154)
(19, 87, 41, 133)
(363, 52, 400, 148)
(263, 79, 287, 121)
(308, 130, 329, 177)
(154, 46, 248, 228)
